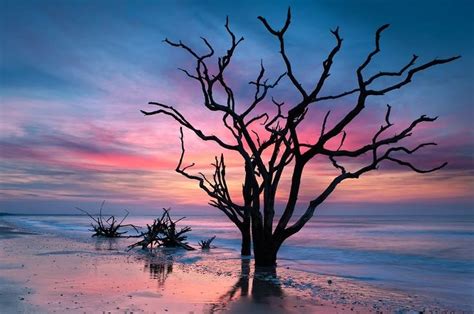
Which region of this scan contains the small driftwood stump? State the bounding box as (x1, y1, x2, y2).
(198, 236, 216, 249)
(76, 201, 139, 238)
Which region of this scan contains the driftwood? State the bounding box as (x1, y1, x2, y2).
(198, 236, 216, 249)
(128, 208, 195, 251)
(76, 201, 139, 238)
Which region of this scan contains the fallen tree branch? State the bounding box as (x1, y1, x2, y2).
(76, 201, 139, 238)
(128, 208, 195, 251)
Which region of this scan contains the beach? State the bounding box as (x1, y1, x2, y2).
(0, 214, 472, 313)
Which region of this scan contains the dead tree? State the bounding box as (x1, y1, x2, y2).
(141, 8, 459, 266)
(76, 201, 138, 238)
(198, 236, 216, 249)
(128, 208, 195, 251)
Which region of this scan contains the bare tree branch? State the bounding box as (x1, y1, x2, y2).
(320, 114, 439, 158)
(357, 24, 390, 89)
(364, 54, 418, 85)
(258, 8, 308, 98)
(368, 56, 461, 95)
(175, 128, 245, 218)
(141, 102, 239, 151)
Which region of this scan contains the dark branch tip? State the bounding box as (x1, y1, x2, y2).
(378, 24, 390, 33)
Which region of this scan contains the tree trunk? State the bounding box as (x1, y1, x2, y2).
(240, 220, 251, 256)
(254, 245, 277, 267)
(251, 220, 278, 267)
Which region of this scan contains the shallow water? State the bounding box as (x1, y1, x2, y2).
(3, 213, 473, 308)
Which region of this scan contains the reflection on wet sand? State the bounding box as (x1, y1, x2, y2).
(94, 238, 119, 251)
(252, 266, 283, 302)
(143, 253, 174, 286)
(208, 259, 284, 313)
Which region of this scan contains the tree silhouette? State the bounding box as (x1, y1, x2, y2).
(141, 8, 459, 266)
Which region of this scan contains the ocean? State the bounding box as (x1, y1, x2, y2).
(2, 213, 473, 308)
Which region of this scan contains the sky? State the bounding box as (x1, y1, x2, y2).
(0, 0, 473, 215)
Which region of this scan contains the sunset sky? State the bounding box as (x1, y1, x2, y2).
(1, 0, 472, 215)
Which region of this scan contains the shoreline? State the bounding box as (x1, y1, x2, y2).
(0, 217, 471, 313)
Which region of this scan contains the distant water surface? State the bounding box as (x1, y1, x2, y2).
(3, 213, 473, 308)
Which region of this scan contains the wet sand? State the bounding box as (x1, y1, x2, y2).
(0, 218, 466, 313)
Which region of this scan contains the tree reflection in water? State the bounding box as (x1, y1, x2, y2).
(143, 252, 174, 287)
(208, 259, 283, 312)
(251, 266, 283, 302)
